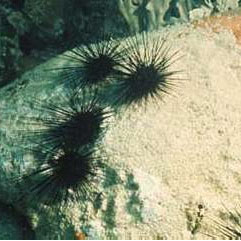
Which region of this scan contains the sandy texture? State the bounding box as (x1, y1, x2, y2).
(0, 23, 241, 239)
(102, 25, 241, 239)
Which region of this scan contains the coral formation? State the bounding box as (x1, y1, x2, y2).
(118, 0, 241, 32)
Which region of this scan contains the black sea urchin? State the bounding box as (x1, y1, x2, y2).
(17, 147, 104, 207)
(208, 207, 241, 239)
(22, 93, 111, 153)
(107, 32, 182, 108)
(53, 37, 125, 90)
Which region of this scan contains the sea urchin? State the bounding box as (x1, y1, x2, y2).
(17, 147, 104, 207)
(54, 37, 125, 90)
(22, 92, 112, 153)
(108, 32, 182, 108)
(209, 207, 241, 239)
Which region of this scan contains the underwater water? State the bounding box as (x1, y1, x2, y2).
(1, 0, 241, 240)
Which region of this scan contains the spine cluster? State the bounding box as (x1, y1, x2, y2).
(7, 31, 181, 209)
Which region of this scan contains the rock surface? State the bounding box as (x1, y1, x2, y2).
(0, 23, 241, 239)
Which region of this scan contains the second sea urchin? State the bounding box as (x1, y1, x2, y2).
(107, 32, 182, 108)
(53, 37, 125, 90)
(22, 92, 112, 153)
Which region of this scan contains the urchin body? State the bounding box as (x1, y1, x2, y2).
(84, 53, 116, 85)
